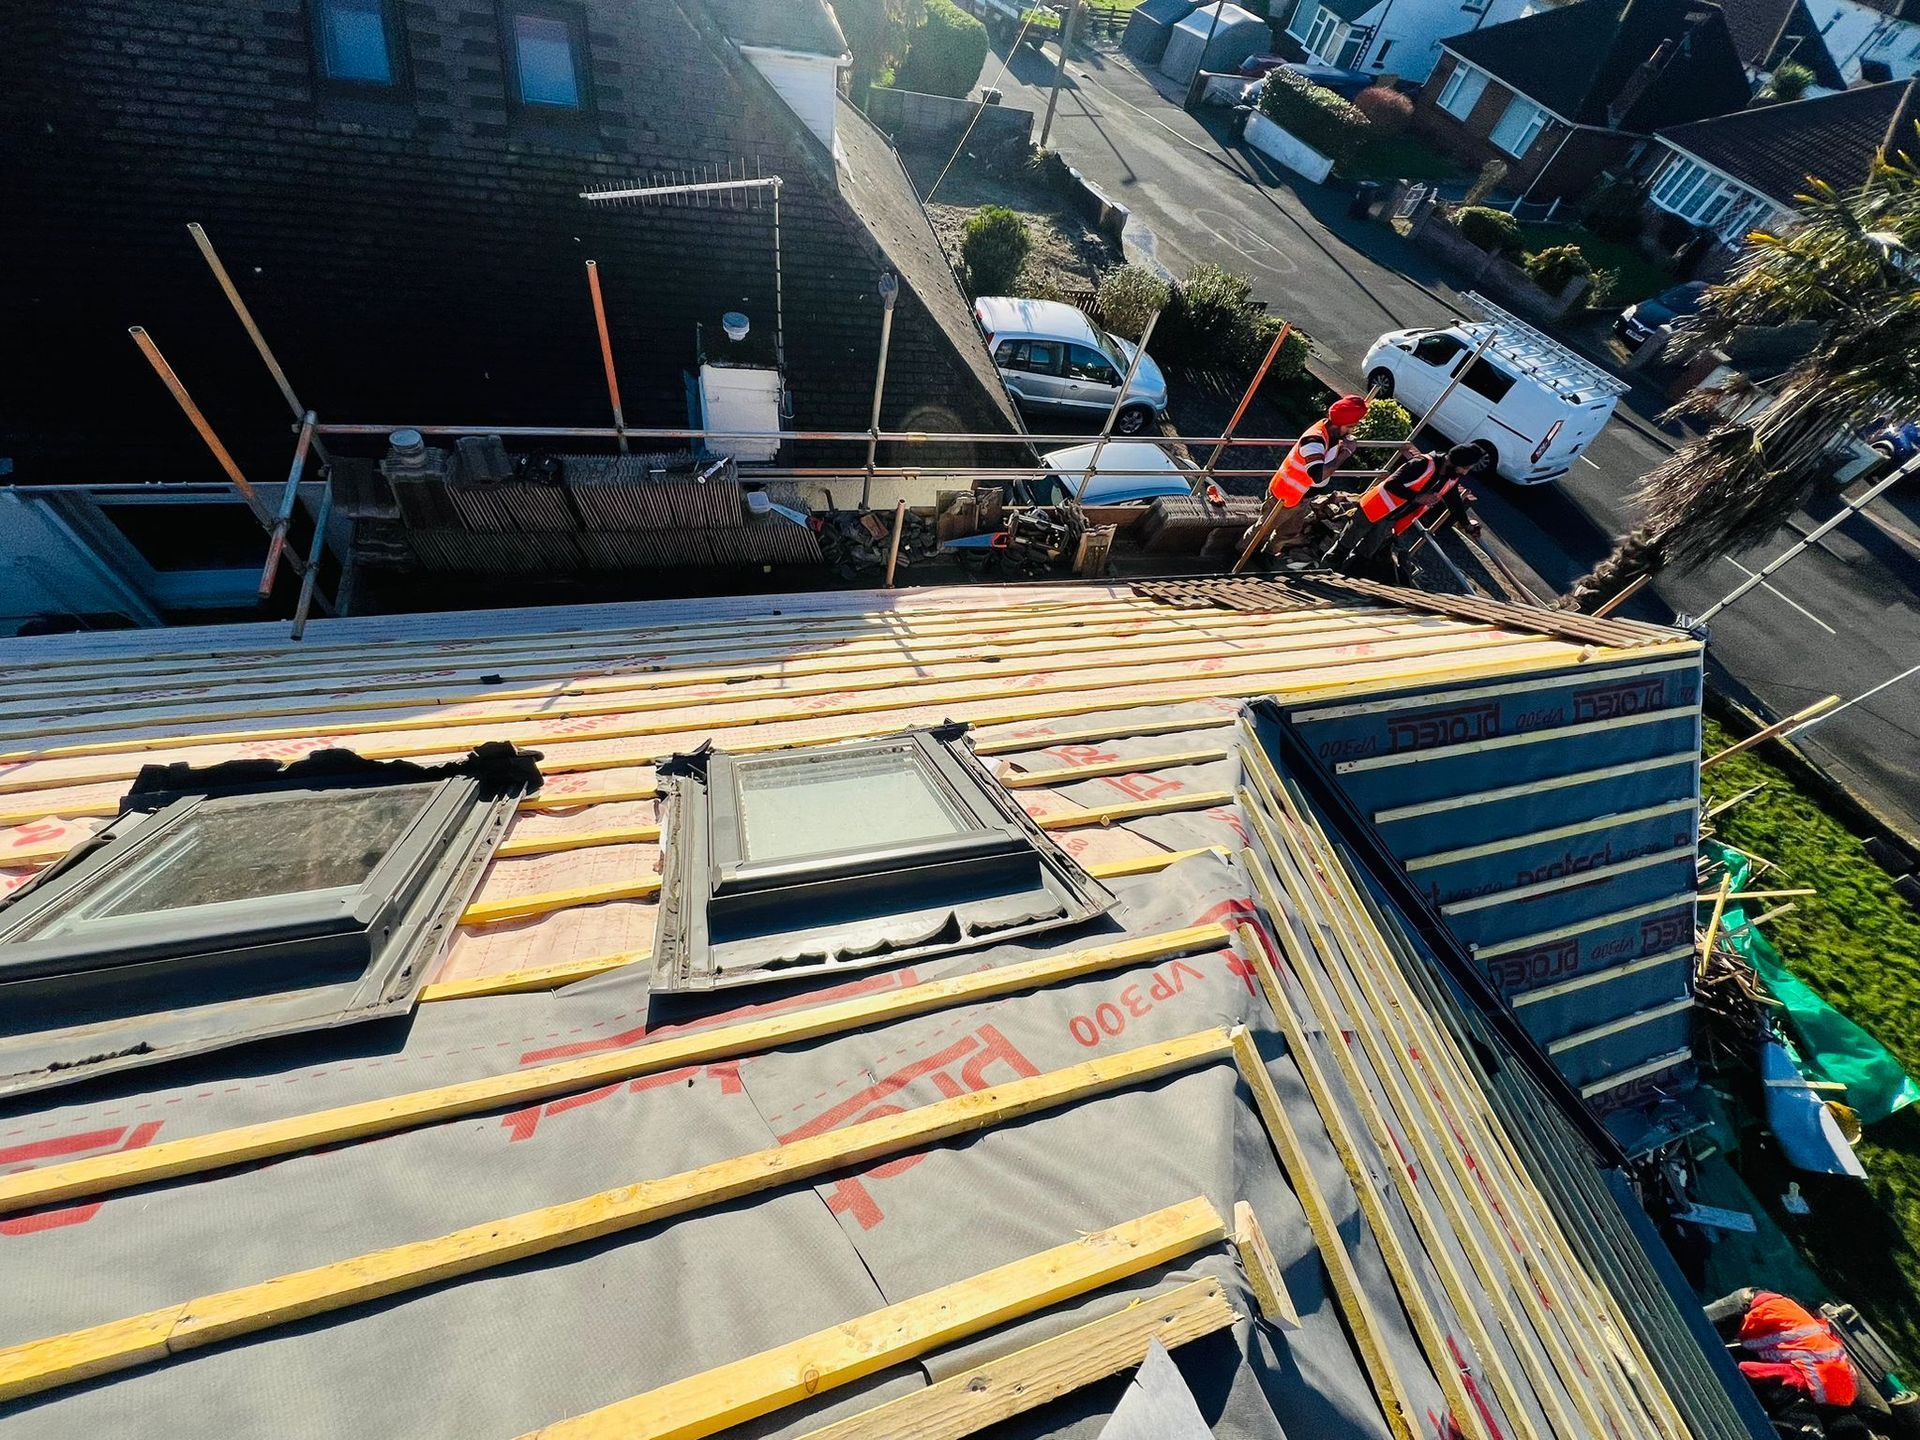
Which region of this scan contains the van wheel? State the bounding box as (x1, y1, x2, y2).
(1366, 368, 1395, 398)
(1116, 405, 1152, 436)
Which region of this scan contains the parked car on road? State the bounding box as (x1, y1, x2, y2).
(1016, 441, 1196, 505)
(974, 297, 1170, 435)
(1362, 299, 1628, 484)
(1614, 281, 1708, 348)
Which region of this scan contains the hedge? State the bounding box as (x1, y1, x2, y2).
(1522, 243, 1592, 295)
(1454, 204, 1521, 254)
(897, 0, 989, 99)
(1096, 265, 1172, 341)
(1256, 68, 1371, 164)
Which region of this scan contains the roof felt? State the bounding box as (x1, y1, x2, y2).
(1660, 77, 1920, 202)
(701, 0, 850, 55)
(1443, 0, 1753, 131)
(0, 583, 1752, 1440)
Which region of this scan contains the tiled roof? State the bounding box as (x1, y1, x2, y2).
(1442, 0, 1752, 131)
(701, 0, 850, 55)
(1659, 76, 1920, 202)
(1714, 0, 1846, 89)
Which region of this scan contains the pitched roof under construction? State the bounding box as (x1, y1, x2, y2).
(0, 582, 1755, 1440)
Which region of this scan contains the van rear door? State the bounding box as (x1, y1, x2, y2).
(1519, 396, 1616, 481)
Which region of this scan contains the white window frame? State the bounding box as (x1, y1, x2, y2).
(1285, 0, 1317, 42)
(1304, 8, 1347, 63)
(1650, 151, 1780, 242)
(1488, 96, 1548, 156)
(1436, 61, 1489, 119)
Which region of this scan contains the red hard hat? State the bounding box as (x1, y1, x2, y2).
(1328, 394, 1368, 426)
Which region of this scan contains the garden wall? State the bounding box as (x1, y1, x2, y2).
(865, 87, 1034, 149)
(1406, 201, 1586, 321)
(1243, 111, 1335, 185)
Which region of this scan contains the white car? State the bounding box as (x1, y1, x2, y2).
(1018, 442, 1196, 506)
(974, 297, 1170, 435)
(1361, 297, 1628, 484)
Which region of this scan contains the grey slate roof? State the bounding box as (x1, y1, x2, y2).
(702, 0, 850, 55)
(1659, 77, 1920, 203)
(832, 95, 1026, 435)
(1441, 0, 1753, 132)
(1715, 0, 1846, 89)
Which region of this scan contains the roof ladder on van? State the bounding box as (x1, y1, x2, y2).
(1461, 292, 1630, 402)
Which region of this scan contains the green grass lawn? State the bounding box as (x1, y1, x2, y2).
(1700, 716, 1920, 1370)
(1515, 222, 1674, 305)
(1340, 133, 1467, 184)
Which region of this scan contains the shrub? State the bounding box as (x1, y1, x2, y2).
(897, 0, 989, 98)
(1522, 243, 1593, 295)
(1453, 204, 1521, 254)
(1463, 159, 1507, 206)
(960, 206, 1031, 297)
(1097, 264, 1172, 341)
(1763, 59, 1815, 102)
(1351, 397, 1413, 444)
(1156, 262, 1310, 377)
(1256, 67, 1372, 164)
(1582, 177, 1647, 242)
(1352, 86, 1413, 139)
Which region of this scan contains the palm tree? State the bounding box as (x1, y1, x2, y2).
(1566, 144, 1920, 613)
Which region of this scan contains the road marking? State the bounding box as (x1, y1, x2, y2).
(1580, 456, 1602, 469)
(1722, 558, 1836, 635)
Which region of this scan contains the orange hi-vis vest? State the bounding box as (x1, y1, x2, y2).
(1737, 1293, 1858, 1407)
(1391, 473, 1456, 535)
(1357, 455, 1438, 523)
(1269, 420, 1335, 506)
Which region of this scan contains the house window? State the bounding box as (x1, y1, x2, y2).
(1488, 97, 1548, 156)
(1304, 9, 1346, 63)
(0, 746, 538, 1097)
(1334, 27, 1368, 67)
(651, 726, 1117, 992)
(1436, 63, 1489, 119)
(311, 0, 400, 87)
(504, 3, 586, 109)
(1373, 38, 1394, 67)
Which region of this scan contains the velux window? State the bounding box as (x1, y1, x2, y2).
(652, 725, 1117, 991)
(313, 0, 401, 87)
(505, 3, 587, 109)
(0, 745, 538, 1097)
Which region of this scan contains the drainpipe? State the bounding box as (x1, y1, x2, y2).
(1515, 122, 1579, 209)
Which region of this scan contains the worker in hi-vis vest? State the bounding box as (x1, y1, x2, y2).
(1706, 1287, 1888, 1435)
(1327, 443, 1484, 572)
(1258, 394, 1368, 554)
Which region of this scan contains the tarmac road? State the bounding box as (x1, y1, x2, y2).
(970, 41, 1920, 841)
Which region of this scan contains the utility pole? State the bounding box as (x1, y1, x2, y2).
(1040, 0, 1080, 149)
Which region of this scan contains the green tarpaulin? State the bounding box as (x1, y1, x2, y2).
(1707, 841, 1920, 1126)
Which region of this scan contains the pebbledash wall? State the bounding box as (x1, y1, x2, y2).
(1281, 650, 1705, 1107)
(0, 0, 1013, 486)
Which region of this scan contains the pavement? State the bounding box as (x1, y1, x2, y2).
(969, 40, 1920, 841)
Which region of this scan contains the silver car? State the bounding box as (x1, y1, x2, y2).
(974, 297, 1170, 435)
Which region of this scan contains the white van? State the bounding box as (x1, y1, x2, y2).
(1360, 293, 1628, 484)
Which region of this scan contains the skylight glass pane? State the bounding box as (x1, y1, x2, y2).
(320, 0, 394, 84)
(25, 784, 437, 936)
(735, 748, 970, 862)
(513, 13, 582, 107)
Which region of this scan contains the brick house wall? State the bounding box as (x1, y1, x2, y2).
(0, 0, 1014, 485)
(1412, 52, 1635, 201)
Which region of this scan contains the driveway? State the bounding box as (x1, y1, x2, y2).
(971, 40, 1920, 840)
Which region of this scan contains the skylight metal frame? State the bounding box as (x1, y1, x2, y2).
(652, 724, 1117, 993)
(0, 749, 532, 1098)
